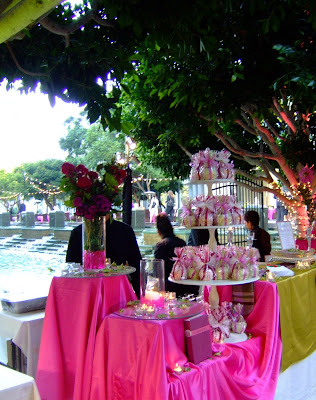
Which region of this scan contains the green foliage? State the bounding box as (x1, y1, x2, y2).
(59, 114, 125, 169)
(0, 160, 65, 210)
(0, 0, 315, 182)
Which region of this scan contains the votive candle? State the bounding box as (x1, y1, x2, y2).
(144, 290, 164, 307)
(174, 363, 183, 374)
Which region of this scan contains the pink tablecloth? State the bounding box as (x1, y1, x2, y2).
(295, 238, 316, 250)
(90, 281, 282, 400)
(36, 275, 137, 400)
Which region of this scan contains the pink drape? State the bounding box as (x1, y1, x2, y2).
(36, 276, 136, 400)
(295, 238, 316, 250)
(90, 281, 281, 400)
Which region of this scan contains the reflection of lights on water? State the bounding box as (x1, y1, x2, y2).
(0, 249, 65, 299)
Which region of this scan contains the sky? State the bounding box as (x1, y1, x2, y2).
(0, 80, 84, 172)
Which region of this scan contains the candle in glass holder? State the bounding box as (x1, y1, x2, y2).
(296, 260, 310, 269)
(134, 304, 148, 316)
(168, 292, 176, 301)
(173, 363, 183, 374)
(144, 290, 164, 306)
(140, 259, 165, 306)
(213, 330, 224, 344)
(146, 305, 155, 315)
(266, 271, 276, 282)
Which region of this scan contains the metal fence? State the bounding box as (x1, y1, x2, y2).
(211, 176, 264, 247)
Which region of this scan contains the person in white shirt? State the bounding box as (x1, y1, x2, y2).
(149, 194, 159, 223)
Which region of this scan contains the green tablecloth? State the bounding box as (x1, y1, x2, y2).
(276, 266, 316, 371)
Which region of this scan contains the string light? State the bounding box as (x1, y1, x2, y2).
(24, 174, 62, 195)
(24, 173, 61, 190)
(131, 175, 181, 184)
(0, 191, 21, 200)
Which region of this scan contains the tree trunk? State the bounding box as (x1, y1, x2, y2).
(292, 205, 309, 239)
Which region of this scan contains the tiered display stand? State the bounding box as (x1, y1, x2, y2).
(169, 178, 259, 343)
(187, 179, 237, 251)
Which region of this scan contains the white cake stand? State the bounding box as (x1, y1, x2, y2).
(179, 177, 253, 343)
(225, 332, 248, 343)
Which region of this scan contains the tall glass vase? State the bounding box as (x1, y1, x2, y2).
(82, 216, 106, 270)
(140, 259, 165, 307)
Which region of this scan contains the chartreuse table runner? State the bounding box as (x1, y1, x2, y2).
(276, 265, 316, 371)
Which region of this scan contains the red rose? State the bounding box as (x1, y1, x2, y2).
(77, 176, 92, 189)
(76, 164, 89, 176)
(61, 162, 76, 176)
(88, 171, 99, 180)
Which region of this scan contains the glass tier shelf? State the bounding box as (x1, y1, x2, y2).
(113, 299, 204, 320)
(168, 276, 259, 286)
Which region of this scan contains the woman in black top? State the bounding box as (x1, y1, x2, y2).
(154, 214, 199, 296)
(244, 210, 271, 262)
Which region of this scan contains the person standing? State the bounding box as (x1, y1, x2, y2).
(276, 199, 288, 222)
(244, 210, 271, 262)
(154, 214, 199, 296)
(149, 194, 159, 223)
(165, 190, 175, 222)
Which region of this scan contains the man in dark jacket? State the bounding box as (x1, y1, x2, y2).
(66, 216, 142, 297)
(154, 214, 199, 296)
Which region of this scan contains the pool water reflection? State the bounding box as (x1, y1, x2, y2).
(0, 249, 66, 307)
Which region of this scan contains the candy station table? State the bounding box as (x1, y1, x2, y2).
(34, 266, 316, 400)
(89, 280, 281, 400)
(89, 266, 316, 400)
(36, 275, 137, 400)
(276, 265, 316, 371)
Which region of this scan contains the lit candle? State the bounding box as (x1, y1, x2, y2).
(144, 290, 164, 306)
(296, 260, 310, 269)
(168, 292, 176, 301)
(145, 290, 160, 301)
(173, 363, 183, 374)
(146, 305, 155, 315)
(266, 271, 276, 282)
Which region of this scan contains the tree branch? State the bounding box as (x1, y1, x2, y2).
(235, 168, 271, 183)
(5, 42, 49, 77)
(92, 14, 115, 28)
(272, 96, 297, 133)
(212, 128, 279, 161)
(0, 0, 14, 14)
(265, 120, 285, 141)
(40, 11, 115, 37)
(177, 142, 192, 158)
(235, 117, 258, 136)
(235, 181, 294, 207)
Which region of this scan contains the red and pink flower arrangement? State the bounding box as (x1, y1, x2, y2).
(61, 160, 127, 269)
(60, 160, 126, 219)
